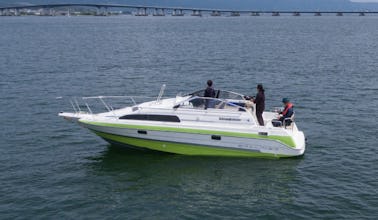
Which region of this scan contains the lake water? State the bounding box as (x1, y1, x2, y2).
(0, 16, 377, 219)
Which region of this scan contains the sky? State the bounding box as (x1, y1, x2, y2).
(350, 0, 378, 2)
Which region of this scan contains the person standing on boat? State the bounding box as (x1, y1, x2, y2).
(204, 80, 216, 109)
(253, 84, 265, 126)
(278, 98, 294, 125)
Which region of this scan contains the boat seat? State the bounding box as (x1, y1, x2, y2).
(271, 112, 295, 128)
(284, 115, 294, 128)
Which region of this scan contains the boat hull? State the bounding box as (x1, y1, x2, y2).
(79, 120, 305, 158)
(94, 131, 293, 158)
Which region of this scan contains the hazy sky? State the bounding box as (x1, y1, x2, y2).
(350, 0, 378, 2)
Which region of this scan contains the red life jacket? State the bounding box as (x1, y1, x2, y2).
(282, 103, 293, 116)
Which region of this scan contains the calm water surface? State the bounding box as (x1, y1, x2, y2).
(0, 16, 377, 219)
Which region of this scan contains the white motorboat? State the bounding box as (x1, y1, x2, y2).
(59, 86, 305, 158)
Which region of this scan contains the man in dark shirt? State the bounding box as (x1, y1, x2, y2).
(253, 84, 265, 126)
(204, 80, 215, 98)
(204, 80, 216, 109)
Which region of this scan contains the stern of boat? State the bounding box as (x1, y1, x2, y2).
(287, 123, 306, 156)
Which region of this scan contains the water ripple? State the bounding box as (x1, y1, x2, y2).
(0, 16, 377, 219)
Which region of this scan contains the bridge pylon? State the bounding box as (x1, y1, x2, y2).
(211, 11, 221, 16)
(191, 10, 202, 16)
(230, 11, 240, 16)
(135, 7, 148, 16)
(153, 8, 165, 16)
(172, 9, 184, 16)
(95, 6, 108, 16)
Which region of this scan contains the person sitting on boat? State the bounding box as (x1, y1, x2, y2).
(278, 98, 294, 125)
(204, 80, 216, 109)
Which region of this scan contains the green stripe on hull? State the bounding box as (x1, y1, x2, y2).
(93, 131, 289, 158)
(80, 120, 296, 148)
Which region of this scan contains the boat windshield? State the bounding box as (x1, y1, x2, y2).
(188, 89, 246, 100)
(175, 96, 246, 112)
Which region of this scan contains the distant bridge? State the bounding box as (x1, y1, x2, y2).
(0, 3, 377, 16)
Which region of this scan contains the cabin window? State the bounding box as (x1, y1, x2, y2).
(119, 114, 181, 122)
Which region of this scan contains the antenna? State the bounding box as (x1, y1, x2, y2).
(156, 84, 166, 103)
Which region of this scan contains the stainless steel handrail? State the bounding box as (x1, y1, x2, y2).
(174, 96, 250, 111)
(67, 96, 156, 115)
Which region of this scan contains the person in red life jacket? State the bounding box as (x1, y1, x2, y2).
(279, 98, 294, 125)
(252, 84, 265, 126)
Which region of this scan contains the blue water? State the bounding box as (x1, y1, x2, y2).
(0, 16, 377, 219)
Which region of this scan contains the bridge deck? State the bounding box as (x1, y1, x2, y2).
(1, 4, 377, 15)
